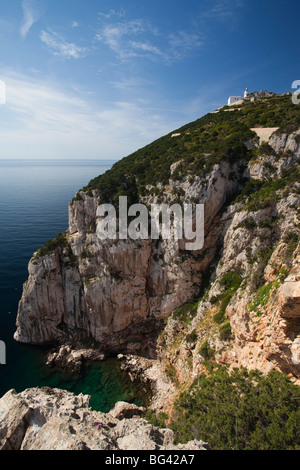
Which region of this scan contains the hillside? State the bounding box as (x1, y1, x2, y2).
(81, 93, 300, 203)
(12, 92, 300, 450)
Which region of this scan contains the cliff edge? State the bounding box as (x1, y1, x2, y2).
(14, 93, 300, 390)
(0, 387, 209, 450)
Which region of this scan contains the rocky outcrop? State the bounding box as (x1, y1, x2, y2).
(158, 130, 300, 386)
(117, 354, 177, 411)
(14, 158, 246, 355)
(12, 96, 300, 415)
(0, 387, 209, 451)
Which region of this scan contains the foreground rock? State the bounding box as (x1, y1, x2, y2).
(0, 388, 209, 451)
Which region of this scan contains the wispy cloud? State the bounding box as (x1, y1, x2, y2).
(96, 19, 147, 59)
(198, 0, 244, 26)
(40, 29, 88, 59)
(129, 40, 164, 58)
(109, 76, 152, 91)
(0, 70, 182, 158)
(95, 12, 202, 63)
(98, 9, 126, 20)
(20, 0, 45, 38)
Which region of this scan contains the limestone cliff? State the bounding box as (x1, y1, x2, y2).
(14, 93, 300, 392)
(14, 160, 245, 353)
(159, 129, 300, 387)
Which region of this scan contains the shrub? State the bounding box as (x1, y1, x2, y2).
(237, 217, 257, 230)
(259, 142, 274, 156)
(283, 231, 299, 252)
(33, 232, 68, 259)
(213, 269, 243, 324)
(219, 321, 233, 340)
(249, 283, 274, 314)
(186, 329, 198, 344)
(198, 340, 215, 360)
(171, 367, 300, 450)
(172, 298, 200, 324)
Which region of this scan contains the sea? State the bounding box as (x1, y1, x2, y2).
(0, 159, 150, 412)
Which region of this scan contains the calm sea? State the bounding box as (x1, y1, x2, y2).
(0, 159, 149, 411)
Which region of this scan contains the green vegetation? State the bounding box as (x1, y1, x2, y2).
(80, 249, 92, 260)
(283, 231, 299, 258)
(72, 192, 83, 203)
(186, 329, 198, 344)
(248, 283, 275, 316)
(171, 366, 300, 450)
(237, 216, 257, 230)
(212, 269, 243, 324)
(257, 215, 280, 229)
(143, 410, 169, 429)
(198, 340, 215, 361)
(258, 142, 274, 156)
(172, 297, 201, 324)
(80, 95, 299, 205)
(235, 164, 300, 212)
(219, 321, 233, 340)
(165, 362, 179, 386)
(33, 231, 68, 260)
(248, 263, 293, 316)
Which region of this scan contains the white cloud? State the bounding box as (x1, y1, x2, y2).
(129, 41, 163, 57)
(95, 14, 202, 63)
(0, 70, 181, 159)
(96, 20, 146, 59)
(40, 29, 88, 59)
(71, 21, 79, 28)
(98, 9, 126, 20)
(109, 76, 152, 91)
(21, 0, 45, 37)
(198, 0, 244, 25)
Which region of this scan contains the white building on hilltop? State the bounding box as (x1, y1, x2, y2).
(228, 88, 248, 105)
(228, 95, 242, 105)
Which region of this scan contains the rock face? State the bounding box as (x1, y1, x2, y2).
(13, 96, 300, 402)
(0, 388, 209, 451)
(14, 158, 245, 355)
(159, 130, 300, 386)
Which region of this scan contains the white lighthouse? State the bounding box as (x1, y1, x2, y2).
(244, 88, 249, 98)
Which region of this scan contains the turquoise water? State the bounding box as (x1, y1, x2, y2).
(0, 159, 150, 412)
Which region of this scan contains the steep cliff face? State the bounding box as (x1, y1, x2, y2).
(14, 160, 245, 353)
(14, 94, 300, 387)
(159, 130, 300, 385)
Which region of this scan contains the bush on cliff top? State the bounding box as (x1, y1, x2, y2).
(33, 231, 68, 260)
(171, 366, 300, 450)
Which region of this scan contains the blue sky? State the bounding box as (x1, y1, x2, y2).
(0, 0, 299, 159)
